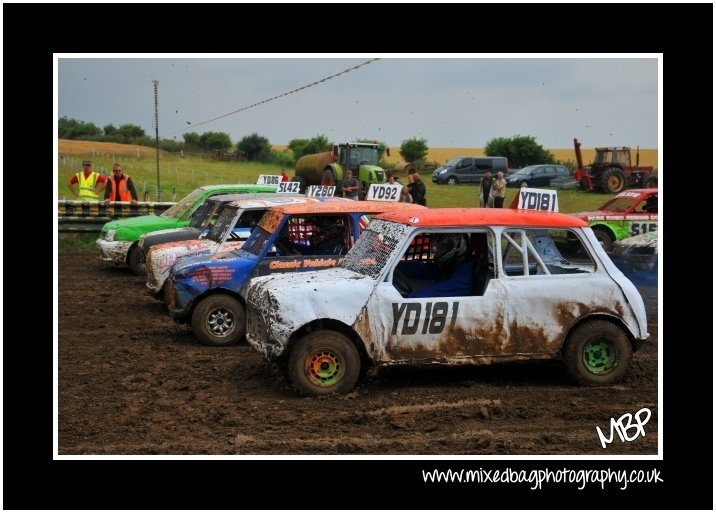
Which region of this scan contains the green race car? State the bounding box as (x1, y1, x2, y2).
(97, 184, 276, 274)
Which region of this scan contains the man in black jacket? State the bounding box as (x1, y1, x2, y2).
(409, 171, 426, 206)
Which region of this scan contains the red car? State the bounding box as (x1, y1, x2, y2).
(570, 188, 658, 252)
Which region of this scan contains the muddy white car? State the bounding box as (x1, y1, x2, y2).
(245, 208, 649, 395)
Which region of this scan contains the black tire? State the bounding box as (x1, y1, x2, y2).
(322, 169, 336, 187)
(127, 245, 145, 276)
(519, 180, 529, 188)
(592, 227, 614, 253)
(563, 320, 632, 385)
(288, 330, 361, 395)
(191, 294, 245, 347)
(645, 176, 657, 188)
(447, 176, 458, 185)
(600, 167, 626, 193)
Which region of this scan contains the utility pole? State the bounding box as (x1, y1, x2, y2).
(153, 80, 160, 201)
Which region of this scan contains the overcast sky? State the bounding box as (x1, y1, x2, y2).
(57, 54, 659, 149)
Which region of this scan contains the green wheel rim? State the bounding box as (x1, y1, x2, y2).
(305, 348, 346, 388)
(582, 339, 618, 375)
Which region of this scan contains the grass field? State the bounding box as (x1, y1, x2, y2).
(58, 139, 654, 213)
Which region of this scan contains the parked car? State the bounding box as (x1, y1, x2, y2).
(245, 208, 649, 395)
(432, 156, 508, 184)
(96, 184, 277, 274)
(164, 201, 426, 347)
(505, 164, 571, 188)
(609, 230, 658, 288)
(569, 188, 658, 252)
(144, 195, 338, 298)
(136, 193, 293, 275)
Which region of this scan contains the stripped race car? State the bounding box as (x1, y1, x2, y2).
(97, 184, 276, 275)
(609, 230, 658, 288)
(569, 188, 657, 252)
(145, 195, 333, 297)
(245, 208, 649, 395)
(165, 201, 426, 347)
(137, 193, 299, 275)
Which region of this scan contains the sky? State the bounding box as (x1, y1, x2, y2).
(56, 54, 660, 149)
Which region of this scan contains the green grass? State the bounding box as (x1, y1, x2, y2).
(409, 174, 612, 213)
(58, 151, 288, 202)
(58, 233, 98, 251)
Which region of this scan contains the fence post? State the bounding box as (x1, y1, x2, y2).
(172, 187, 176, 202)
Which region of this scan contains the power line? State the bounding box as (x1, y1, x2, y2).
(161, 58, 380, 139)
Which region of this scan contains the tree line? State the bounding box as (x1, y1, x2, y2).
(59, 116, 557, 169)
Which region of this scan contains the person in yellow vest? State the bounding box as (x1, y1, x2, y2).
(104, 163, 139, 204)
(68, 160, 107, 200)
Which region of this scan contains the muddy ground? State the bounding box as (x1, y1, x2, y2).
(58, 248, 659, 456)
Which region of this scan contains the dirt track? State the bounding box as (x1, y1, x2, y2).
(58, 248, 659, 455)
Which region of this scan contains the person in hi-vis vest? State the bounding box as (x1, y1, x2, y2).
(68, 160, 107, 200)
(104, 163, 138, 205)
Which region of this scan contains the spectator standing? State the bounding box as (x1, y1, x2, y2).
(341, 169, 361, 200)
(68, 160, 107, 200)
(280, 169, 290, 182)
(409, 171, 427, 206)
(492, 171, 506, 208)
(104, 163, 138, 204)
(479, 171, 493, 207)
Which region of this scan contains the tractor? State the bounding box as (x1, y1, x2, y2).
(573, 138, 654, 193)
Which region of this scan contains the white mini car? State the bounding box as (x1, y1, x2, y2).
(245, 208, 649, 395)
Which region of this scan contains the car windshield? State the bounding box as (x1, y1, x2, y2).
(343, 220, 412, 279)
(161, 188, 204, 219)
(205, 205, 240, 243)
(444, 157, 466, 167)
(596, 196, 639, 213)
(240, 225, 272, 257)
(188, 200, 217, 228)
(511, 167, 534, 176)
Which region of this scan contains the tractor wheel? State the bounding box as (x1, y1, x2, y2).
(600, 167, 626, 193)
(563, 320, 632, 385)
(322, 169, 337, 187)
(592, 227, 614, 253)
(288, 330, 361, 395)
(447, 176, 458, 185)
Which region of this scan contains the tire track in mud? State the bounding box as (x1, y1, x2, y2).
(59, 248, 659, 456)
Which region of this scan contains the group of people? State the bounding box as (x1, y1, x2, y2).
(341, 169, 426, 206)
(68, 160, 138, 204)
(478, 171, 506, 208)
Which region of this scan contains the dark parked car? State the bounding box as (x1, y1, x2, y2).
(432, 156, 508, 184)
(505, 164, 571, 188)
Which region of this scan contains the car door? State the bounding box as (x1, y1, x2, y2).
(362, 229, 514, 364)
(455, 158, 474, 182)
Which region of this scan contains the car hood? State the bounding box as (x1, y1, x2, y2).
(140, 227, 203, 249)
(247, 268, 375, 344)
(103, 215, 174, 231)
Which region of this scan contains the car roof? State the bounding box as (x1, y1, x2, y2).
(224, 195, 324, 209)
(375, 208, 588, 228)
(209, 192, 299, 203)
(270, 200, 427, 215)
(199, 184, 275, 192)
(615, 188, 657, 195)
